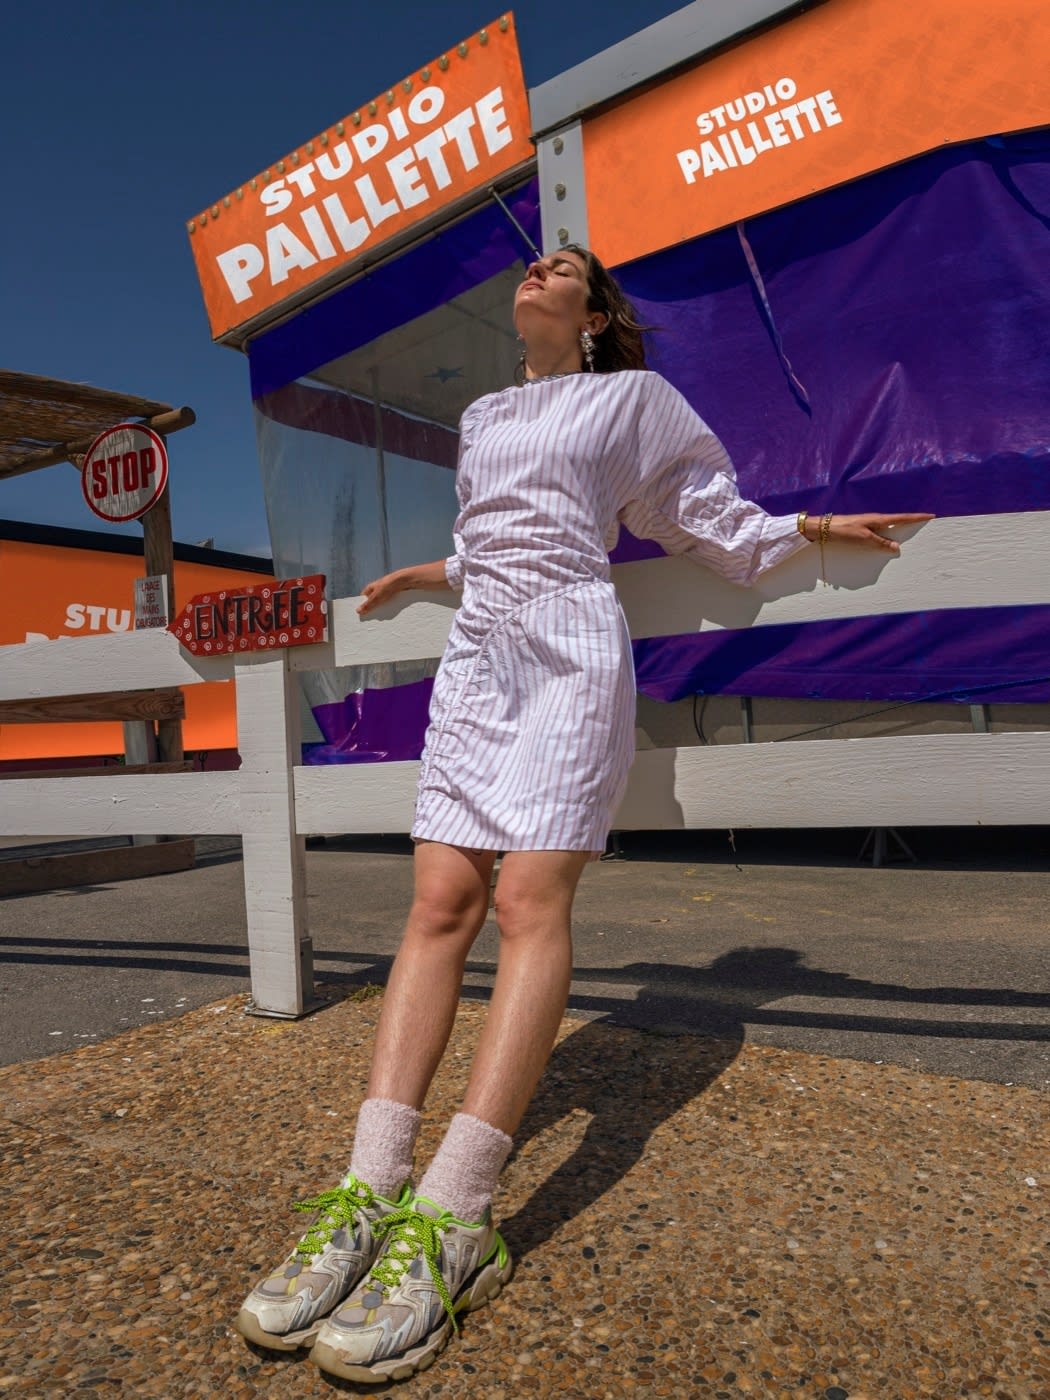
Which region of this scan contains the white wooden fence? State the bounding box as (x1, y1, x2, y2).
(2, 513, 1047, 1016)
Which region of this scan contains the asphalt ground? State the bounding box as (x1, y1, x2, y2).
(1, 826, 1047, 1088)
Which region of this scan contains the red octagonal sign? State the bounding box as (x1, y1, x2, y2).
(81, 422, 169, 522)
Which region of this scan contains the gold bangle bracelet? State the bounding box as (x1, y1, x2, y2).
(818, 512, 833, 585)
(796, 510, 808, 538)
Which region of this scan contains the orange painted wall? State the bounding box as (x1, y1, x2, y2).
(0, 539, 272, 762)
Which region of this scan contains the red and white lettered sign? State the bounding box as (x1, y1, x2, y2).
(81, 422, 169, 523)
(169, 575, 327, 656)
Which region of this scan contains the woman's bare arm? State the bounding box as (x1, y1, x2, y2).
(356, 560, 453, 616)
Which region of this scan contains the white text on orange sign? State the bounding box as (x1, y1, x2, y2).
(217, 85, 515, 305)
(676, 78, 843, 183)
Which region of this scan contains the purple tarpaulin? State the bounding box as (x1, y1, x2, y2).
(615, 132, 1050, 524)
(306, 678, 435, 765)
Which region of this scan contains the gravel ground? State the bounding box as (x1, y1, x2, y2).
(1, 987, 1047, 1399)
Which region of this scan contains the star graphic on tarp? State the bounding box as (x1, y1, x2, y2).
(425, 366, 464, 383)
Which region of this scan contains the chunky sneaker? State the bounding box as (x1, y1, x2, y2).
(309, 1195, 513, 1382)
(234, 1175, 412, 1351)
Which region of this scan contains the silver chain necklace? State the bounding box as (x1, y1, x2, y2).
(520, 371, 582, 386)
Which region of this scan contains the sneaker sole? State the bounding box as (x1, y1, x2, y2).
(234, 1307, 325, 1353)
(309, 1251, 514, 1383)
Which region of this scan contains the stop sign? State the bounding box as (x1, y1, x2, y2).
(81, 422, 169, 522)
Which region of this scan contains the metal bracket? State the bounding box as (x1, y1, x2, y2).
(536, 120, 589, 254)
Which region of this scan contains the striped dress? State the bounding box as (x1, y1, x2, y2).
(411, 370, 808, 853)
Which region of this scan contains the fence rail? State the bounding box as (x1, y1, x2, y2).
(3, 514, 1047, 1016)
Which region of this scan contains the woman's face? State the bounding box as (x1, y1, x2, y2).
(513, 252, 599, 340)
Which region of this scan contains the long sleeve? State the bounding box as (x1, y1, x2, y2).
(445, 402, 480, 591)
(619, 374, 807, 586)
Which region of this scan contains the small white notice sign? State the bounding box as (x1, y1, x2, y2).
(134, 574, 170, 629)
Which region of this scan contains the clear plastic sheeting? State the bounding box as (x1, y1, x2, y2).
(253, 265, 527, 761)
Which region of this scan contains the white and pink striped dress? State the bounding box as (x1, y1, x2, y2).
(411, 370, 807, 853)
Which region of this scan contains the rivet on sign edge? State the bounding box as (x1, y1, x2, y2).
(306, 141, 314, 155)
(402, 77, 412, 91)
(336, 121, 345, 136)
(368, 100, 377, 115)
(250, 178, 258, 190)
(457, 41, 467, 57)
(352, 112, 361, 126)
(291, 152, 300, 165)
(211, 204, 220, 218)
(223, 195, 231, 207)
(386, 89, 394, 104)
(187, 220, 196, 233)
(499, 15, 509, 30)
(320, 132, 329, 146)
(263, 169, 271, 181)
(479, 28, 488, 43)
(557, 226, 569, 243)
(554, 183, 566, 199)
(438, 54, 449, 69)
(236, 187, 243, 200)
(553, 137, 564, 154)
(421, 67, 431, 81)
(276, 161, 285, 174)
(199, 212, 208, 226)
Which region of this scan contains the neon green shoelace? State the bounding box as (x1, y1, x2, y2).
(292, 1177, 376, 1261)
(369, 1207, 458, 1329)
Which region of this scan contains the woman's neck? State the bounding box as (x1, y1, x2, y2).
(521, 337, 582, 379)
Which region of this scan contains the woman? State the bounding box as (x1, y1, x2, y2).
(236, 246, 931, 1382)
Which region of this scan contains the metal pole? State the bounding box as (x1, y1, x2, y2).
(740, 696, 754, 743)
(369, 368, 392, 575)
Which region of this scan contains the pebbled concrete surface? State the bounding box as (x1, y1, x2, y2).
(1, 990, 1047, 1399)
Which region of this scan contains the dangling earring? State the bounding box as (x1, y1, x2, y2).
(515, 335, 527, 386)
(580, 329, 595, 372)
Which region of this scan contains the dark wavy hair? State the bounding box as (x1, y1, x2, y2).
(564, 243, 650, 373)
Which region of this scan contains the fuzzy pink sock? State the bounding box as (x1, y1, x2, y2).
(347, 1098, 421, 1199)
(417, 1112, 514, 1223)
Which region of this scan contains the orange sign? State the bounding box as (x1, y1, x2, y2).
(0, 538, 272, 762)
(584, 0, 1050, 268)
(189, 15, 532, 341)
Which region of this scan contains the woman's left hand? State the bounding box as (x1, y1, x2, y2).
(811, 512, 935, 553)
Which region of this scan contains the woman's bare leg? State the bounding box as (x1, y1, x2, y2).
(366, 841, 496, 1109)
(459, 849, 590, 1135)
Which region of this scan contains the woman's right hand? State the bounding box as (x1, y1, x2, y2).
(357, 559, 455, 616)
(357, 569, 410, 616)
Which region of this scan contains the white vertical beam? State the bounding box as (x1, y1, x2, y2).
(234, 651, 312, 1017)
(122, 720, 160, 847)
(537, 120, 589, 255)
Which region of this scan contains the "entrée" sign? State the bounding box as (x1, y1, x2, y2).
(169, 575, 327, 656)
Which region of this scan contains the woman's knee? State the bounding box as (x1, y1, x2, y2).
(406, 887, 488, 944)
(492, 884, 570, 942)
(405, 843, 494, 944)
(492, 853, 586, 941)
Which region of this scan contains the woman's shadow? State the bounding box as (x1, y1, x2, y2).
(498, 942, 1050, 1261)
(498, 977, 743, 1261)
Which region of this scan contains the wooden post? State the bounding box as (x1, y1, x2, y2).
(122, 718, 159, 846)
(234, 648, 315, 1017)
(142, 479, 183, 764)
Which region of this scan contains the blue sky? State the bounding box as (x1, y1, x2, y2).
(1, 0, 686, 556)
